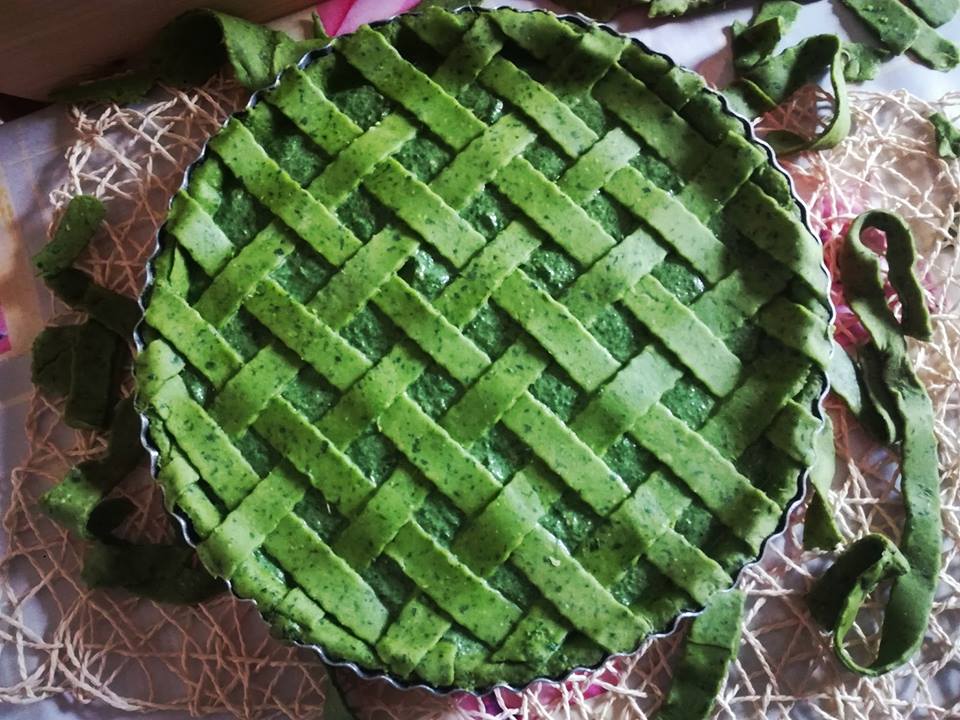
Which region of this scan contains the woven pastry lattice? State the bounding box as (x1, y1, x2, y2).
(136, 7, 828, 690)
(1, 10, 959, 718)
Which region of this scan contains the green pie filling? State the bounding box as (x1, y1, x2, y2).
(136, 7, 831, 690)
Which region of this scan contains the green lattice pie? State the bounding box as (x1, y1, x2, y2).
(136, 6, 831, 690)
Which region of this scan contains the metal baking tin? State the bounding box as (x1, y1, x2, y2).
(134, 4, 836, 699)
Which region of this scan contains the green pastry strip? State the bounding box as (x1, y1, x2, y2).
(556, 127, 642, 204)
(243, 280, 372, 387)
(657, 590, 745, 720)
(622, 275, 742, 396)
(165, 193, 235, 275)
(808, 211, 940, 675)
(309, 113, 416, 208)
(841, 0, 959, 70)
(32, 195, 106, 278)
(137, 7, 833, 688)
(66, 320, 121, 429)
(479, 57, 598, 157)
(265, 513, 389, 643)
(30, 197, 125, 434)
(275, 588, 380, 667)
(442, 339, 548, 445)
(767, 400, 820, 465)
(209, 120, 362, 266)
(254, 398, 375, 515)
(430, 115, 536, 209)
(339, 26, 485, 151)
(494, 158, 615, 265)
(731, 1, 802, 73)
(492, 271, 619, 392)
(605, 167, 731, 284)
(502, 394, 630, 515)
(561, 227, 666, 323)
(677, 132, 768, 221)
(373, 276, 490, 383)
(495, 348, 810, 662)
(192, 222, 295, 328)
(726, 182, 827, 294)
(690, 260, 792, 338)
(197, 463, 306, 577)
(450, 466, 562, 579)
(757, 297, 833, 368)
(379, 395, 502, 515)
(594, 66, 710, 178)
(930, 111, 960, 158)
(631, 404, 781, 553)
(333, 467, 430, 571)
(549, 26, 630, 100)
(45, 269, 141, 338)
(40, 398, 142, 537)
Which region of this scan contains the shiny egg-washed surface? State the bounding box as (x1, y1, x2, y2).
(136, 6, 830, 691)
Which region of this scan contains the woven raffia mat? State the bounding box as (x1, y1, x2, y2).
(2, 79, 959, 719)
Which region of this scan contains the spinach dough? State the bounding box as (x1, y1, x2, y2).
(137, 6, 831, 690)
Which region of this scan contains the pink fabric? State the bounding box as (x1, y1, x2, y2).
(0, 304, 10, 355)
(315, 0, 422, 36)
(314, 0, 354, 36)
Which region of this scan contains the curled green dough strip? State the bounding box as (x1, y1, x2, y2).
(657, 590, 745, 720)
(727, 34, 851, 155)
(731, 1, 801, 73)
(809, 210, 940, 675)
